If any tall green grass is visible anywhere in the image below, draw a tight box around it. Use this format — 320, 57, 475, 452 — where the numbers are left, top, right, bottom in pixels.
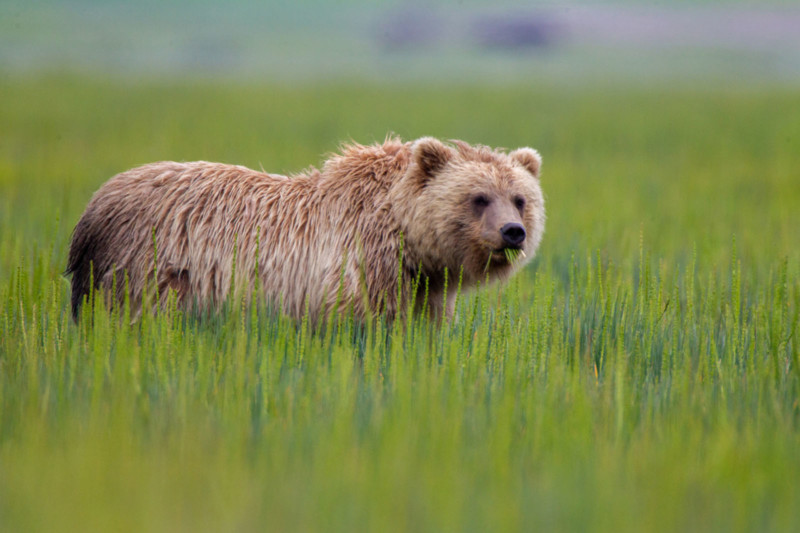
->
1, 76, 799, 532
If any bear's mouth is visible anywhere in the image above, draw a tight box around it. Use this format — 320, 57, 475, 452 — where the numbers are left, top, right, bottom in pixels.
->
490, 246, 525, 263
491, 249, 508, 261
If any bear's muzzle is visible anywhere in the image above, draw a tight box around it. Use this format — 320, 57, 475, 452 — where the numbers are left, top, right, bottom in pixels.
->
500, 222, 526, 248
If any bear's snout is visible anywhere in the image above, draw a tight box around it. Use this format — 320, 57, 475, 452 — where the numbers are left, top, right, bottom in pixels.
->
500, 223, 526, 248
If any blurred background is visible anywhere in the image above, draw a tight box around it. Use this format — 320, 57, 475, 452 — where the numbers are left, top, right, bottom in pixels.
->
2, 0, 799, 269
2, 0, 800, 84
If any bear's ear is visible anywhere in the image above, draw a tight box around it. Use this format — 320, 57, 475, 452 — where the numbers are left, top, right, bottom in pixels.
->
411, 137, 455, 184
510, 147, 542, 178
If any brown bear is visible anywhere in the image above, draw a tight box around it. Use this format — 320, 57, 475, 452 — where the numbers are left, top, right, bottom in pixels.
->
66, 137, 544, 322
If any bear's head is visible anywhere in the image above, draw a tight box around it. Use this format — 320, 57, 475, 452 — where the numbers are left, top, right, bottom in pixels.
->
392, 137, 545, 284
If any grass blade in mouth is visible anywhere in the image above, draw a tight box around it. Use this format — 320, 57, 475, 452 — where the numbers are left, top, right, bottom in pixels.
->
504, 248, 526, 263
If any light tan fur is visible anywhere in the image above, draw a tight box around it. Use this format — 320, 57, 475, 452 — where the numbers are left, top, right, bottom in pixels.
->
66, 137, 545, 322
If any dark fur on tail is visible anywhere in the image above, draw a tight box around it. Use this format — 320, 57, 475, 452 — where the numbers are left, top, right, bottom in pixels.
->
65, 208, 114, 321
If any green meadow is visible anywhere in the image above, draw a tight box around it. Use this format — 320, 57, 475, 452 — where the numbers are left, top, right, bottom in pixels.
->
1, 76, 799, 532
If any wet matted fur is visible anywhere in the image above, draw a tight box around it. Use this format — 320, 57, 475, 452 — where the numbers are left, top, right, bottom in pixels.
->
66, 137, 545, 322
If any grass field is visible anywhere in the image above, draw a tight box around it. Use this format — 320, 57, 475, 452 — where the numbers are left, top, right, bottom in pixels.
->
1, 75, 799, 532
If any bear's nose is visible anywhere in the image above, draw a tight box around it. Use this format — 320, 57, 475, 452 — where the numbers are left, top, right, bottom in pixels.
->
500, 223, 526, 247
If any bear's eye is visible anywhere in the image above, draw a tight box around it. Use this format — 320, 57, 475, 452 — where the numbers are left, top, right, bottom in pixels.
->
472, 195, 490, 209
513, 196, 526, 211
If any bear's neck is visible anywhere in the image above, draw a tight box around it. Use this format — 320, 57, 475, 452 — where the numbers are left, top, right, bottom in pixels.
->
400, 251, 453, 312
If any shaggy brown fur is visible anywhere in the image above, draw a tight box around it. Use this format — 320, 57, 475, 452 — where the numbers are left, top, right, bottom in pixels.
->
66, 137, 545, 322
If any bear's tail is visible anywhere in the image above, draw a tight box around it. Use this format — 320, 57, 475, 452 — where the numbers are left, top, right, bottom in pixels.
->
65, 210, 112, 321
